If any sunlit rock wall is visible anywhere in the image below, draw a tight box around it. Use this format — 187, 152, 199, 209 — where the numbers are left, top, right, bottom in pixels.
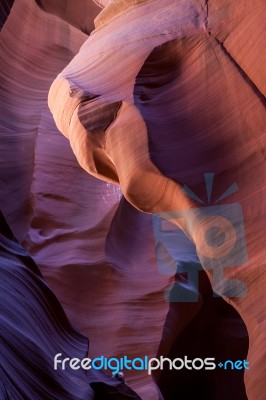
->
0, 1, 265, 399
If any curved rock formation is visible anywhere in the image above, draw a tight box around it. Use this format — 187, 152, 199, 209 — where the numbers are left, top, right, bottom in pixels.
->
0, 210, 141, 399
46, 1, 266, 397
0, 0, 265, 399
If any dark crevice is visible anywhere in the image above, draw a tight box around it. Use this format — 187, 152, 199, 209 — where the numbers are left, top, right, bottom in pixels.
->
157, 266, 249, 400
0, 0, 15, 30
204, 0, 209, 31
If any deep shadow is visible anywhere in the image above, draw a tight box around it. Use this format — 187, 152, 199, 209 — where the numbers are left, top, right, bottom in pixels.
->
0, 0, 15, 30
157, 268, 249, 400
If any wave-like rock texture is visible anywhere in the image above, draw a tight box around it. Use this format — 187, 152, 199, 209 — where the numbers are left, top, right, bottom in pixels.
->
0, 0, 265, 399
0, 1, 165, 398
0, 210, 142, 399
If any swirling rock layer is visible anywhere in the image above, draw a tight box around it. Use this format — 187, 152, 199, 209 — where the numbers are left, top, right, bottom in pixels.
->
0, 0, 265, 399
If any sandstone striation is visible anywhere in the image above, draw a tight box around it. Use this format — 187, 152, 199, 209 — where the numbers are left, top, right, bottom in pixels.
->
0, 1, 265, 399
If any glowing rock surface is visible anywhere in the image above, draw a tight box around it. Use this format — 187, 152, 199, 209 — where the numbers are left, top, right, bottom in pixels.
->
0, 0, 265, 399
